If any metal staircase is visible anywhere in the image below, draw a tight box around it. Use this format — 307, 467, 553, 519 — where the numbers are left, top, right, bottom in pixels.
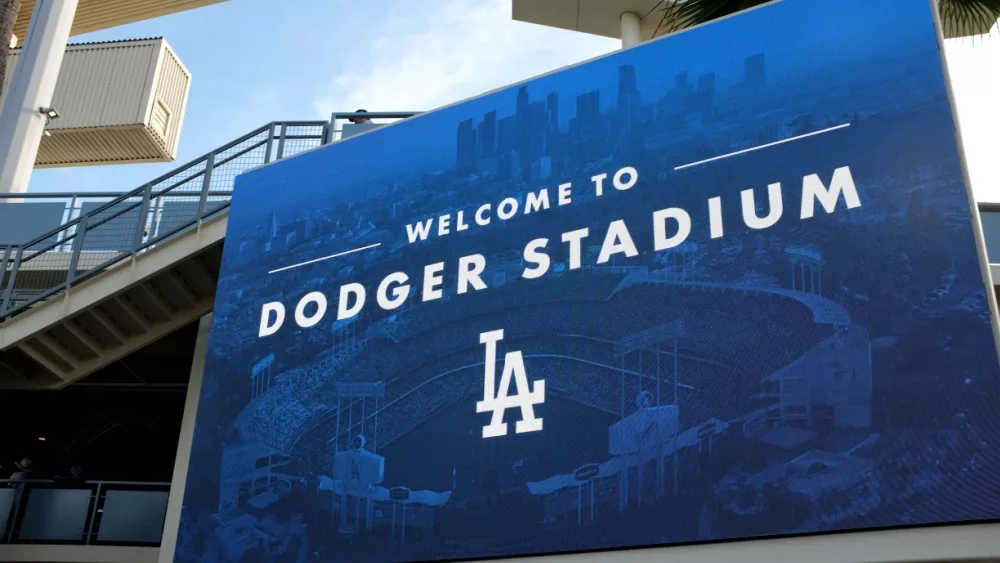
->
0, 121, 329, 389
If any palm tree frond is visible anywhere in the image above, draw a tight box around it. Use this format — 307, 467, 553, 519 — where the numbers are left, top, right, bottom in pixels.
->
939, 0, 1000, 38
656, 0, 1000, 40
655, 0, 771, 37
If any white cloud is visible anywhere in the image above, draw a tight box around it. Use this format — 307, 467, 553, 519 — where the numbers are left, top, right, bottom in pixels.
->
312, 0, 618, 117
945, 24, 1000, 202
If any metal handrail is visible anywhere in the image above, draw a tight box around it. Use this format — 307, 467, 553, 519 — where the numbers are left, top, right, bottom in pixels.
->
1, 479, 170, 545
0, 120, 332, 319
0, 112, 423, 321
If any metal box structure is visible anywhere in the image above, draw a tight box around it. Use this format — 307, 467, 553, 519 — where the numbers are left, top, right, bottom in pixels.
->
1, 37, 191, 167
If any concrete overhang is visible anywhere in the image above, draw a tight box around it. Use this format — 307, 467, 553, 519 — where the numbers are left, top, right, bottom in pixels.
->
512, 0, 664, 42
14, 0, 228, 39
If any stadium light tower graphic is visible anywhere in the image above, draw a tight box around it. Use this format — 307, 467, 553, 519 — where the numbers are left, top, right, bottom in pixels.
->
786, 245, 824, 295
612, 320, 685, 511
330, 381, 386, 536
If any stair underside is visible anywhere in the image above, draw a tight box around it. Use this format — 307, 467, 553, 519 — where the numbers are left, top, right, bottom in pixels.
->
0, 216, 228, 389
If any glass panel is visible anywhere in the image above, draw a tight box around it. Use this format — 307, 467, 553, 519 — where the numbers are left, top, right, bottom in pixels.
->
340, 121, 382, 140
79, 201, 143, 253
154, 200, 200, 238
97, 490, 169, 543
19, 488, 91, 541
0, 202, 66, 246
0, 488, 16, 537
979, 210, 1000, 263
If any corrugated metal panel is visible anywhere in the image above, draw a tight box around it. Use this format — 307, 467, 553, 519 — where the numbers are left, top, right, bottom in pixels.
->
14, 0, 228, 39
149, 40, 191, 156
3, 39, 161, 129
2, 38, 190, 166
35, 126, 166, 168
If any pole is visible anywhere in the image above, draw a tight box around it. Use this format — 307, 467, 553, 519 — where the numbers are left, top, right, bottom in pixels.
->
335, 398, 341, 456
578, 485, 582, 526
638, 350, 643, 400
673, 337, 679, 496
620, 12, 641, 49
590, 480, 595, 521
656, 343, 661, 405
620, 354, 625, 418
656, 342, 663, 497
0, 0, 80, 193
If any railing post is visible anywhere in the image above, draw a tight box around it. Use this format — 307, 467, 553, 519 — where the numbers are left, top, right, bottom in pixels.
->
67, 195, 79, 224
329, 113, 340, 144
66, 214, 88, 288
197, 153, 215, 219
0, 247, 9, 316
263, 123, 276, 164
0, 246, 9, 283
5, 481, 31, 543
132, 183, 153, 254
2, 247, 23, 317
276, 123, 288, 160
85, 481, 102, 544
63, 195, 80, 253
322, 118, 334, 145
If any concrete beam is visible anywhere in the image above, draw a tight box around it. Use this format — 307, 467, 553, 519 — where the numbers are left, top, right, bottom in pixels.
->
0, 0, 79, 194
513, 0, 662, 42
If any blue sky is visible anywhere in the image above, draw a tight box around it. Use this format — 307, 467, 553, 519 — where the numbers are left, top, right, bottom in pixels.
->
25, 0, 1000, 201
27, 0, 618, 194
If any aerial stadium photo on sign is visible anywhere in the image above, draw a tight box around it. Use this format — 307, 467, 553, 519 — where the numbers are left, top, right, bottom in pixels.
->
175, 0, 1000, 561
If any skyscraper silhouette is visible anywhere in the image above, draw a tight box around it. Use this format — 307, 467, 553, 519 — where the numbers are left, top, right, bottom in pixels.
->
546, 92, 559, 134
576, 91, 600, 119
456, 119, 478, 175
618, 65, 639, 110
478, 111, 497, 159
745, 53, 766, 89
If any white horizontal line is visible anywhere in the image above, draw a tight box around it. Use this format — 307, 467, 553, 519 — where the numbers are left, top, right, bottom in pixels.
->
268, 243, 382, 274
673, 122, 852, 171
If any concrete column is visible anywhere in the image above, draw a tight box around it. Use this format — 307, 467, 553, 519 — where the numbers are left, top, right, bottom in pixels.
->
0, 0, 78, 194
621, 11, 641, 49
158, 314, 212, 563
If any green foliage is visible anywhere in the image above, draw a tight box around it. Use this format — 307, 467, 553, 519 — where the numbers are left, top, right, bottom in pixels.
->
657, 0, 1000, 38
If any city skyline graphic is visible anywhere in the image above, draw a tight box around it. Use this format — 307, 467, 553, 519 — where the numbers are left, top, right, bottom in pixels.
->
175, 0, 1000, 562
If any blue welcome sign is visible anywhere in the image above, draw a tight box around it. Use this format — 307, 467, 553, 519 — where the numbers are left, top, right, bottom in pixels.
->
176, 0, 1000, 561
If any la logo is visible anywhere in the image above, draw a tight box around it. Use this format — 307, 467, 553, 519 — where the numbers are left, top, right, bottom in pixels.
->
476, 329, 545, 439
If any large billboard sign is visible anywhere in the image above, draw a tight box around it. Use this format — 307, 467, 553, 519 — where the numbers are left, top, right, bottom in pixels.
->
176, 0, 1000, 560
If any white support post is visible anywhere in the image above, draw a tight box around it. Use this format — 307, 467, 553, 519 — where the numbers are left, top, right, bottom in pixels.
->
621, 11, 641, 49
158, 314, 212, 563
0, 0, 79, 194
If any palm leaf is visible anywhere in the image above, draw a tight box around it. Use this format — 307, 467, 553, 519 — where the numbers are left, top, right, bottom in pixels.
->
656, 0, 1000, 39
939, 0, 1000, 37
655, 0, 770, 36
